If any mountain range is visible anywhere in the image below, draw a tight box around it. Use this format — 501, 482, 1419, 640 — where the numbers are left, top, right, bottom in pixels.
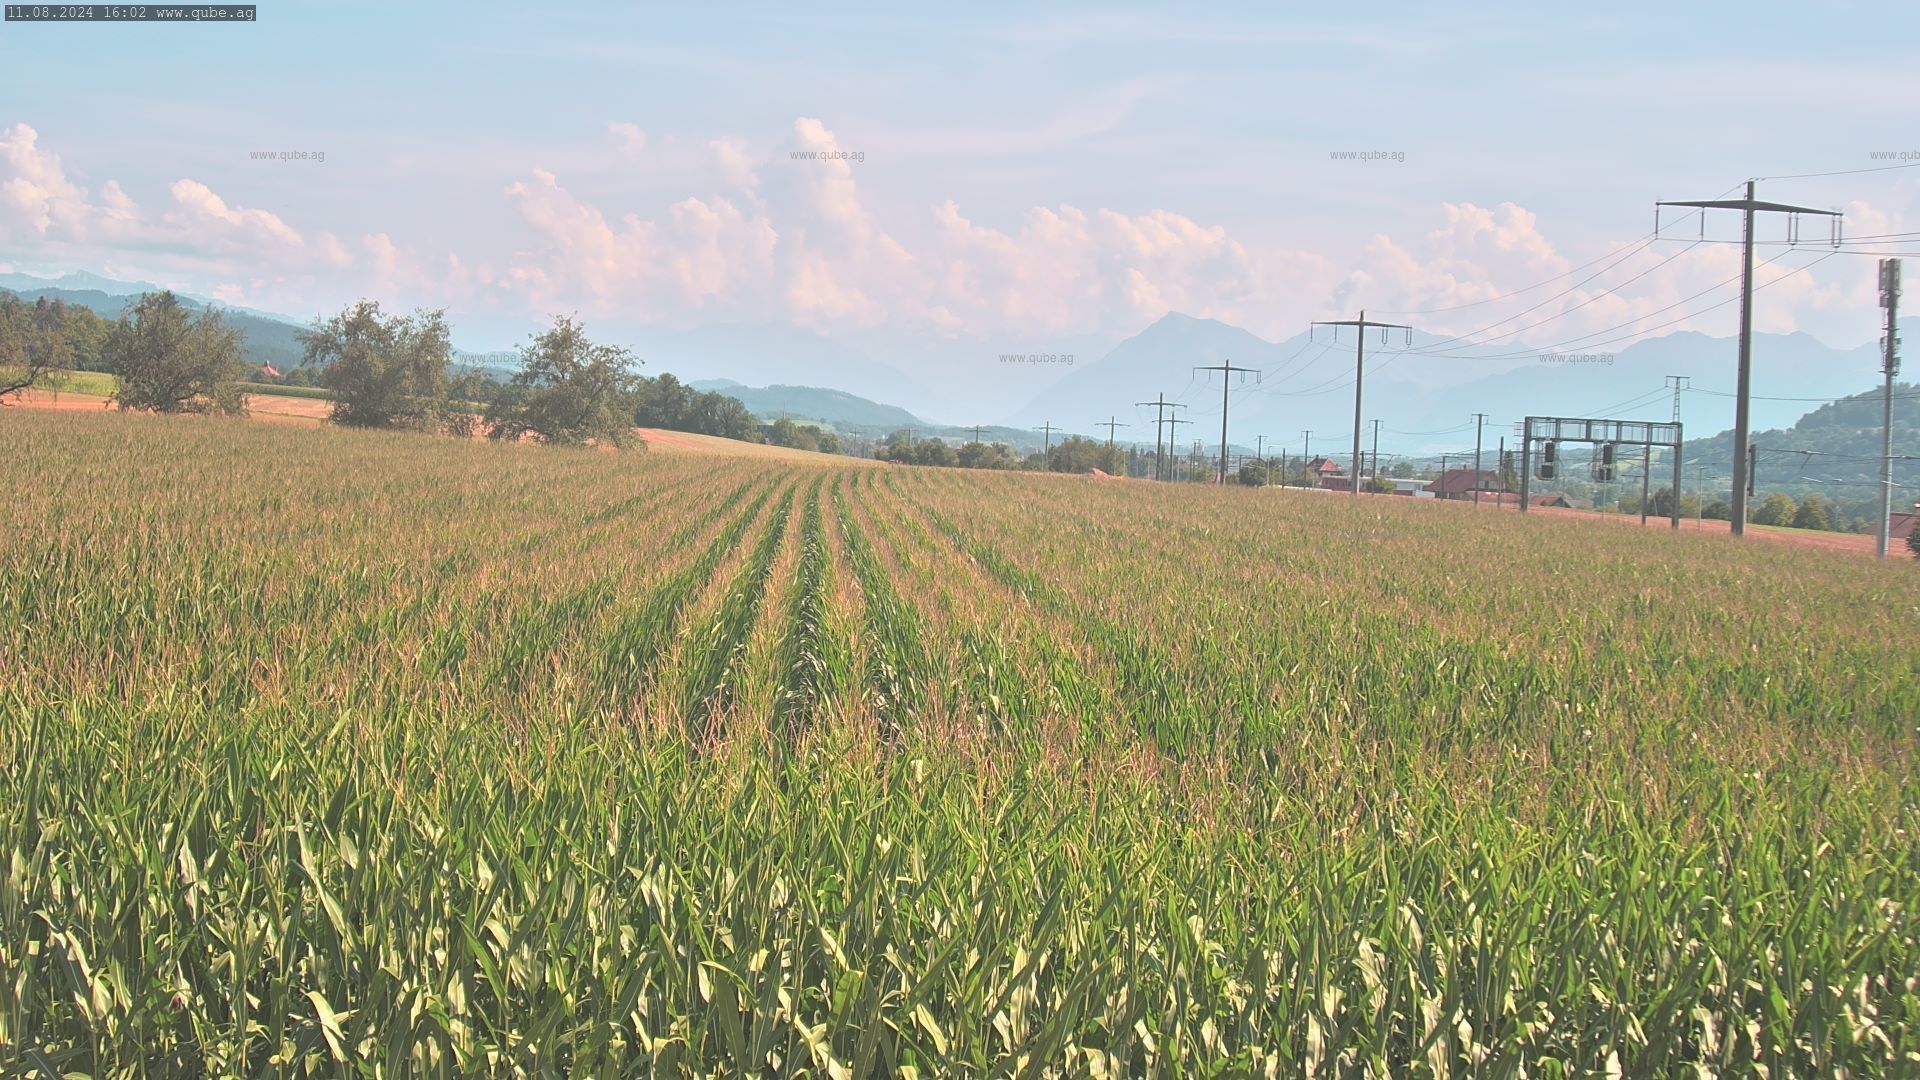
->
1, 284, 313, 370
6, 271, 1910, 463
1012, 312, 1914, 460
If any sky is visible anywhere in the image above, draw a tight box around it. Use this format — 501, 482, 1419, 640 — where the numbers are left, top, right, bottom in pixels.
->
3, 1, 1918, 420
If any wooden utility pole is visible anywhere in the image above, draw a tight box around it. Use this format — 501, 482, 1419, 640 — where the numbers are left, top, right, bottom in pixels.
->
1096, 415, 1127, 450
1036, 421, 1060, 457
1194, 360, 1260, 484
1657, 183, 1840, 535
1471, 412, 1488, 506
1878, 259, 1902, 558
1312, 311, 1414, 494
1369, 419, 1382, 480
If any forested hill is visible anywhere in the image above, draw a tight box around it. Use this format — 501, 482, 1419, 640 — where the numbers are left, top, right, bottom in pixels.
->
0, 285, 309, 370
1681, 382, 1920, 497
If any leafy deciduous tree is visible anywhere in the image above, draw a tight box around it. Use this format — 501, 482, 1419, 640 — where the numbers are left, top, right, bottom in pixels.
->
486, 315, 643, 447
1790, 493, 1832, 532
304, 301, 453, 429
105, 292, 248, 415
1752, 493, 1797, 527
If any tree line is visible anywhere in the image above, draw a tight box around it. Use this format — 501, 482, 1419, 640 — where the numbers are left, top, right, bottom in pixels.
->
0, 294, 111, 397
874, 431, 1125, 474
1, 293, 852, 454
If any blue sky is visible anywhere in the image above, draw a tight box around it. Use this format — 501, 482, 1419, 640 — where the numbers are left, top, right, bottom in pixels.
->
3, 1, 1917, 414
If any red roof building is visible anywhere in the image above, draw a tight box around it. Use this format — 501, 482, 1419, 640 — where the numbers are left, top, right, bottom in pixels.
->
1890, 508, 1918, 541
1425, 468, 1514, 501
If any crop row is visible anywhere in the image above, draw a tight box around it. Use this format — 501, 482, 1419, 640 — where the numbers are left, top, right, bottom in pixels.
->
1, 410, 1917, 1075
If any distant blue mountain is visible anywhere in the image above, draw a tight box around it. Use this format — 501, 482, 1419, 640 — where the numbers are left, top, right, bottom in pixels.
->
0, 270, 165, 296
1015, 310, 1919, 457
703, 383, 926, 430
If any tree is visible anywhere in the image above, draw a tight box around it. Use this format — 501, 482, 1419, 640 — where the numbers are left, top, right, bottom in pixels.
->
682, 387, 748, 440
875, 430, 963, 467
448, 367, 500, 409
486, 315, 642, 447
632, 374, 760, 441
1366, 474, 1397, 494
1790, 493, 1833, 532
1237, 461, 1268, 486
1389, 461, 1413, 479
956, 441, 1017, 470
67, 317, 109, 371
305, 301, 453, 429
0, 296, 57, 401
633, 372, 693, 430
1908, 521, 1920, 558
1644, 487, 1700, 519
105, 292, 248, 415
1046, 435, 1123, 474
766, 417, 820, 452
763, 419, 844, 454
1752, 493, 1797, 527
1702, 500, 1732, 521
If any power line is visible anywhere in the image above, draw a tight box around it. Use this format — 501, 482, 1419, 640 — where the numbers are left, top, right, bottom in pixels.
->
1408, 247, 1833, 364
1406, 236, 1703, 354
1756, 446, 1920, 463
1369, 233, 1664, 316
1656, 181, 1842, 537
1685, 385, 1920, 402
1592, 386, 1676, 417
1406, 245, 1808, 361
1248, 338, 1341, 393
1754, 162, 1920, 181
1385, 421, 1475, 437
1365, 191, 1736, 318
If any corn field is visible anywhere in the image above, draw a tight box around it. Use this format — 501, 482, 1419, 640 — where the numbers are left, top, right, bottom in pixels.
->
2, 409, 1917, 1076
